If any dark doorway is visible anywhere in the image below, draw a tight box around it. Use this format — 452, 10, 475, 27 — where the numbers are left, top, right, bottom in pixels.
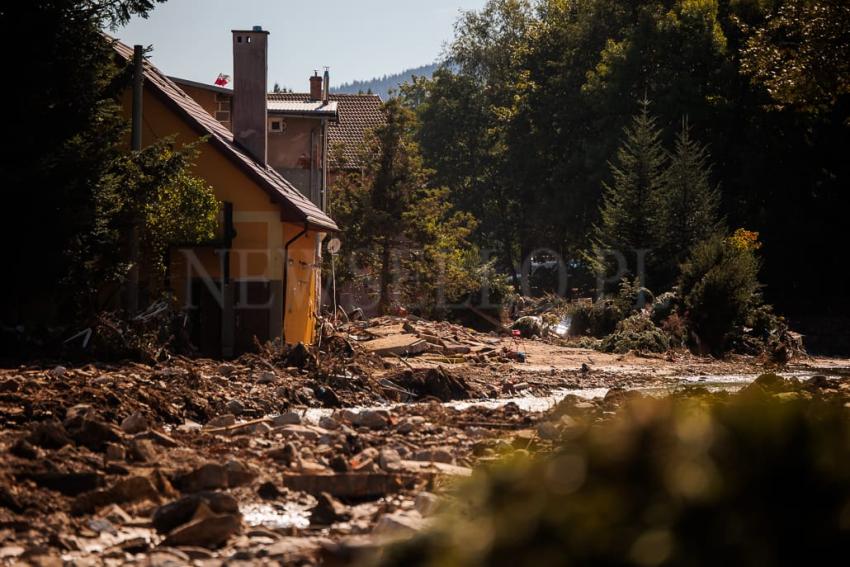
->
189, 279, 223, 357
234, 281, 271, 355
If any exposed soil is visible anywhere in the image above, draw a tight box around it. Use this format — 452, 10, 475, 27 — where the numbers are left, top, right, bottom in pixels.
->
1, 317, 847, 565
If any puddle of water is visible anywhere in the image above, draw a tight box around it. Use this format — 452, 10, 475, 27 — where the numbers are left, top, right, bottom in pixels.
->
242, 502, 311, 530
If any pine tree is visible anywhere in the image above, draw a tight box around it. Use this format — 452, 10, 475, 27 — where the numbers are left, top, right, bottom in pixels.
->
656, 118, 724, 285
585, 100, 667, 288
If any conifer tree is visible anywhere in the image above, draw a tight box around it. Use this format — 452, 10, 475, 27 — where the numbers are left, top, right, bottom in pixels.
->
656, 118, 724, 285
585, 100, 667, 288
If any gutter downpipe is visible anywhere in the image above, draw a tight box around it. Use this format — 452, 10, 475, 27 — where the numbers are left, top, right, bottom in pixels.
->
282, 223, 309, 343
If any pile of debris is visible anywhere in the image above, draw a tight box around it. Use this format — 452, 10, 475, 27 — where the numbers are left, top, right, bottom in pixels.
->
0, 360, 541, 564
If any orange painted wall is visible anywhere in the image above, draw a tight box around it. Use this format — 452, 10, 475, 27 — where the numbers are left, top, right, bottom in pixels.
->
122, 84, 320, 344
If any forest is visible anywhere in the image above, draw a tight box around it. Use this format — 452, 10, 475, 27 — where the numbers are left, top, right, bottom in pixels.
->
333, 0, 850, 355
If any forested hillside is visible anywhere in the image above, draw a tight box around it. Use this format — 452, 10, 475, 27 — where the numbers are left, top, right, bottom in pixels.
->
333, 63, 438, 99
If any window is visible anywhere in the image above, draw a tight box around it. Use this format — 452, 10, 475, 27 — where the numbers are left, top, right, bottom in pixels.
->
269, 118, 286, 133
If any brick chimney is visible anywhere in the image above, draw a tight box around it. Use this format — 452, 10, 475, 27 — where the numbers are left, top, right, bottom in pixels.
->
309, 71, 323, 101
232, 26, 269, 163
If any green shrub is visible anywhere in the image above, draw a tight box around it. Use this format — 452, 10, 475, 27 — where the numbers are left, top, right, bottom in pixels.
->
679, 235, 761, 354
615, 277, 654, 314
599, 313, 670, 353
569, 299, 625, 338
378, 392, 850, 567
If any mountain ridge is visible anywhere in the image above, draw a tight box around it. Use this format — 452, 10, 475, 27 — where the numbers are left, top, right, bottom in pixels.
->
332, 63, 438, 100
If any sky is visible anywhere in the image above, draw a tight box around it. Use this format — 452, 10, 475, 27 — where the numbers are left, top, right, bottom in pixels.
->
117, 0, 486, 91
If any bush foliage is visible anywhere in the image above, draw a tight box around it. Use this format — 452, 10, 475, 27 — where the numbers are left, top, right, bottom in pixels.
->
378, 388, 850, 567
679, 233, 762, 354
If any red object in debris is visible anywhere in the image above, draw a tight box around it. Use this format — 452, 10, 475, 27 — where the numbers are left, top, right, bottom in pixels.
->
214, 73, 230, 87
512, 330, 522, 337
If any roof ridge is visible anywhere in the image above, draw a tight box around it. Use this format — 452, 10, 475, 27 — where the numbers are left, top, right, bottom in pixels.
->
111, 37, 337, 232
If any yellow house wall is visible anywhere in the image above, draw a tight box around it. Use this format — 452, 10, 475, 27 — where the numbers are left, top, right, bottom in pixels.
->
122, 84, 320, 345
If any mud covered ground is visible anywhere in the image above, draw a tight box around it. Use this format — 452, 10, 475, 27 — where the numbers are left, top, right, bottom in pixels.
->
1, 317, 847, 565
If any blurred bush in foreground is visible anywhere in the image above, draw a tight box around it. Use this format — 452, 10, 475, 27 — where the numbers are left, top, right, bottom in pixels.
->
377, 383, 850, 566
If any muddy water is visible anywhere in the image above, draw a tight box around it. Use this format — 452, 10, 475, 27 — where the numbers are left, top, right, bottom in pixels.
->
299, 371, 828, 423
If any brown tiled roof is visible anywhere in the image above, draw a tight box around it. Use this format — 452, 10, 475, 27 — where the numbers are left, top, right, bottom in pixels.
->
112, 40, 338, 232
267, 93, 385, 169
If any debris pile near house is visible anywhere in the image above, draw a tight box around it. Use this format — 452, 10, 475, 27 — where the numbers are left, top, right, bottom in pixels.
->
0, 359, 542, 565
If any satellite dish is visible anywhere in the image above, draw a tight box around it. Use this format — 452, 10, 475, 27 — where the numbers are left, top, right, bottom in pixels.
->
326, 237, 341, 255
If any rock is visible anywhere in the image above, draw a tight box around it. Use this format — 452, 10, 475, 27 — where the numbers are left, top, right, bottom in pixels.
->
373, 511, 426, 537
257, 482, 283, 500
162, 511, 242, 549
10, 438, 40, 459
310, 492, 352, 525
178, 546, 215, 560
805, 375, 837, 391
27, 471, 104, 496
100, 504, 132, 525
63, 417, 121, 452
217, 363, 237, 377
0, 486, 24, 514
413, 447, 454, 464
329, 454, 351, 473
267, 443, 299, 465
397, 416, 424, 434
224, 459, 257, 487
27, 421, 72, 449
752, 372, 786, 392
378, 449, 403, 472
71, 476, 161, 515
174, 463, 228, 493
257, 371, 278, 384
537, 421, 560, 440
48, 366, 67, 378
146, 549, 191, 566
512, 316, 543, 338
152, 492, 239, 534
64, 403, 94, 421
272, 411, 302, 426
129, 438, 157, 462
354, 410, 390, 430
275, 424, 325, 441
414, 492, 440, 517
87, 518, 116, 536
206, 414, 237, 428
225, 399, 245, 415
104, 443, 126, 461
176, 420, 203, 433
139, 429, 180, 448
120, 412, 148, 434
319, 416, 340, 430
